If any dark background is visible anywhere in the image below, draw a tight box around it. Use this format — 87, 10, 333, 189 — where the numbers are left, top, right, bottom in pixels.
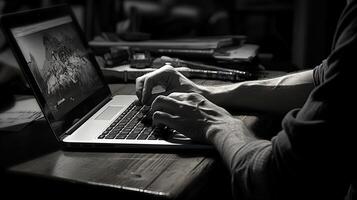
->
0, 0, 346, 71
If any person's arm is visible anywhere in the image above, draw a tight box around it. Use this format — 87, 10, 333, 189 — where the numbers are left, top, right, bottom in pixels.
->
212, 0, 357, 198
149, 91, 275, 199
140, 1, 357, 199
206, 114, 273, 199
202, 70, 315, 115
136, 65, 315, 115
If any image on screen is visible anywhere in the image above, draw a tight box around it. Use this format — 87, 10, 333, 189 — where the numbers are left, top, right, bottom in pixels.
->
12, 16, 103, 119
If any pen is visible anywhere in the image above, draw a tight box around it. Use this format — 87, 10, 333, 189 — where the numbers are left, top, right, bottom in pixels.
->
154, 56, 252, 79
176, 67, 251, 82
103, 65, 252, 83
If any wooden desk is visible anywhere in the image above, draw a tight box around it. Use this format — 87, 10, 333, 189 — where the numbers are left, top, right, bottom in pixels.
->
0, 81, 236, 199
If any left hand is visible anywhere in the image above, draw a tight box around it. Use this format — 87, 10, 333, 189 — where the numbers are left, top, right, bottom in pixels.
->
136, 65, 207, 105
150, 92, 241, 143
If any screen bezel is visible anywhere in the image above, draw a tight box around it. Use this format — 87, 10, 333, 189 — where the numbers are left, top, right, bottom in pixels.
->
0, 5, 112, 139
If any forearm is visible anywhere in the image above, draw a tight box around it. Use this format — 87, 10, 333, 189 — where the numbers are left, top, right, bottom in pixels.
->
201, 70, 314, 115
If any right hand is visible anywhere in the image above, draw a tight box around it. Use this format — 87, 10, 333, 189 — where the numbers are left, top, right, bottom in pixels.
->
150, 92, 247, 144
136, 65, 206, 105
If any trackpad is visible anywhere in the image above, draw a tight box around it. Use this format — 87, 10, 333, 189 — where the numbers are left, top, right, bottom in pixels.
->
95, 106, 123, 120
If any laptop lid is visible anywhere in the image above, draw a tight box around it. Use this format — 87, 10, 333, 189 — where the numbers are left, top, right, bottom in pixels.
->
0, 5, 113, 140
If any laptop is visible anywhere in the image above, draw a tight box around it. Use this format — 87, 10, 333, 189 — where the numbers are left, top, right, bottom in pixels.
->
0, 5, 210, 150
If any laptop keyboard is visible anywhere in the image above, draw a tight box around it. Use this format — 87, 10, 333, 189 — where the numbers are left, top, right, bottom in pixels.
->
98, 101, 171, 140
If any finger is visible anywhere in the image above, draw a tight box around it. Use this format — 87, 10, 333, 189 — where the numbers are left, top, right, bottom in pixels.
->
152, 111, 179, 130
169, 92, 203, 102
152, 111, 207, 143
168, 92, 200, 103
167, 93, 205, 112
138, 65, 176, 105
145, 90, 170, 106
141, 86, 179, 105
135, 76, 145, 103
141, 68, 169, 105
137, 73, 160, 104
167, 92, 187, 101
142, 76, 156, 105
151, 95, 183, 114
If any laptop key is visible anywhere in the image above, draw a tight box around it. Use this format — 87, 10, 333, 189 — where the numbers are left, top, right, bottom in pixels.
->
126, 127, 143, 139
126, 133, 139, 140
105, 134, 117, 139
113, 126, 122, 131
98, 134, 106, 139
105, 126, 113, 131
115, 134, 127, 139
137, 133, 150, 140
147, 134, 158, 140
141, 105, 150, 113
101, 102, 152, 140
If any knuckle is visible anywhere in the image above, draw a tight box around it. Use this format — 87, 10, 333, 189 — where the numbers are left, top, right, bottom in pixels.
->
152, 95, 166, 105
186, 92, 200, 101
135, 76, 143, 83
191, 92, 202, 98
168, 92, 182, 98
152, 111, 160, 119
156, 94, 166, 101
144, 76, 153, 85
162, 64, 175, 70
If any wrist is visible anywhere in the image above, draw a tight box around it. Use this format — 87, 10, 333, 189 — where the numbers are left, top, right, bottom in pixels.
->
205, 118, 256, 145
205, 125, 222, 144
204, 118, 236, 144
199, 85, 228, 107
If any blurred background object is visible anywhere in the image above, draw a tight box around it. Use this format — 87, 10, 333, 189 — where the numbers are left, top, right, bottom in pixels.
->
0, 0, 346, 73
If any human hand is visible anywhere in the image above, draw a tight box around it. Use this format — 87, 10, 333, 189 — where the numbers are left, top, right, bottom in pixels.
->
150, 92, 243, 143
136, 65, 206, 105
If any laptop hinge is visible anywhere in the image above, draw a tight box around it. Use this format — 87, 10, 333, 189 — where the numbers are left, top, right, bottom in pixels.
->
61, 96, 112, 138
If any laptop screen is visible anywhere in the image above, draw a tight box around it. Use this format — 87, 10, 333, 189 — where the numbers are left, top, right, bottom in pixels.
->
2, 7, 112, 139
11, 16, 104, 120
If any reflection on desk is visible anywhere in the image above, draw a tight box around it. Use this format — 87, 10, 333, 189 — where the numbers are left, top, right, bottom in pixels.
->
8, 151, 221, 199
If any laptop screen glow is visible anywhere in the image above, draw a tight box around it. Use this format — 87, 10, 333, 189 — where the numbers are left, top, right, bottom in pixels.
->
11, 16, 104, 120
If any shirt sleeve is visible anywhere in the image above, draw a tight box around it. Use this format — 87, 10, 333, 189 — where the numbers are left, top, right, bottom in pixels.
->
312, 59, 327, 87
217, 1, 357, 200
